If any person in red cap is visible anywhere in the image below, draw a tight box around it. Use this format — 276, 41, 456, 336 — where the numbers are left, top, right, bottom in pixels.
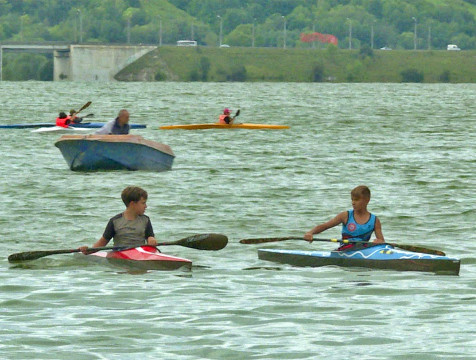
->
217, 108, 235, 124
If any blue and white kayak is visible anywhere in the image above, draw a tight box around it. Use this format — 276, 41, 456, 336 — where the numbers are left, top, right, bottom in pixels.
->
0, 122, 146, 129
258, 244, 460, 275
32, 126, 91, 133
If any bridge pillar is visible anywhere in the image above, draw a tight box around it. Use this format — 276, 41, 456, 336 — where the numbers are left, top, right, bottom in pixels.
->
69, 45, 156, 81
54, 50, 71, 81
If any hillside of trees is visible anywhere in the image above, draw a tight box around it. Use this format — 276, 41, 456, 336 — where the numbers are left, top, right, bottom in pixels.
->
1, 0, 475, 49
1, 0, 475, 80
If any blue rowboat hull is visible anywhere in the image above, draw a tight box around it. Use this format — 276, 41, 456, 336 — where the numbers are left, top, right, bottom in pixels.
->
0, 122, 146, 129
258, 244, 460, 275
55, 135, 174, 172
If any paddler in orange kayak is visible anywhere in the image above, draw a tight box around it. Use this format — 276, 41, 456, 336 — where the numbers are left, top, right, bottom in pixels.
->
217, 108, 240, 124
79, 186, 158, 253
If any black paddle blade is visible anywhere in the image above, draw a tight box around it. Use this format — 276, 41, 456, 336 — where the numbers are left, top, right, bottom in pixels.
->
173, 233, 228, 250
235, 109, 240, 117
8, 249, 78, 262
239, 237, 299, 244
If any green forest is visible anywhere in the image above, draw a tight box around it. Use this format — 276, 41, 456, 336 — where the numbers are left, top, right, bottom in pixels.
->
1, 0, 476, 80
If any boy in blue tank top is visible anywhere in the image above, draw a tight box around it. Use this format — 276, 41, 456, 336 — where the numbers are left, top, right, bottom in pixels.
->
304, 185, 384, 250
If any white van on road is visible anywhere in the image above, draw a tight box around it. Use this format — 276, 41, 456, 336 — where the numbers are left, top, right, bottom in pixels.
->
447, 44, 461, 51
177, 40, 197, 47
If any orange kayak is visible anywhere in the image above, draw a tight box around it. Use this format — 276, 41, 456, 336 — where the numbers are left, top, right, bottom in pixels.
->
159, 123, 289, 130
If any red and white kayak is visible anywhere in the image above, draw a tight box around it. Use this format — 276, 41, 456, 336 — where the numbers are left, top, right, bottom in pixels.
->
76, 245, 192, 271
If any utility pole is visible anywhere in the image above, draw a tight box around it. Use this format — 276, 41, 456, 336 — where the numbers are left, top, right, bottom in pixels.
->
78, 9, 83, 43
312, 21, 316, 49
347, 18, 352, 49
371, 21, 375, 49
158, 16, 162, 46
20, 15, 24, 41
282, 16, 286, 49
252, 18, 256, 47
127, 17, 131, 44
412, 17, 417, 50
428, 25, 431, 50
217, 15, 222, 46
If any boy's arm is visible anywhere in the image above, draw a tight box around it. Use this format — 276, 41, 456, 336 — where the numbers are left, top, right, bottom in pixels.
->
93, 236, 109, 247
304, 211, 347, 242
79, 236, 109, 254
372, 217, 385, 243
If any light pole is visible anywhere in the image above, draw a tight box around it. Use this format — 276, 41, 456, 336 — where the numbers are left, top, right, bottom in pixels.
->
252, 18, 255, 47
217, 15, 222, 46
428, 24, 431, 50
191, 22, 194, 40
282, 16, 286, 49
371, 21, 375, 49
77, 9, 83, 43
127, 17, 131, 44
158, 15, 162, 46
412, 17, 417, 50
347, 18, 352, 50
312, 21, 316, 49
74, 15, 77, 42
20, 15, 24, 41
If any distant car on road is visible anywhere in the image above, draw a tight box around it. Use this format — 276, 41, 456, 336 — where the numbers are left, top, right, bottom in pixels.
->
447, 44, 461, 51
220, 44, 230, 48
380, 46, 392, 50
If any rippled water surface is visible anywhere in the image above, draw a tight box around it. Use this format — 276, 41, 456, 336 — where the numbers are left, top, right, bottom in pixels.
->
1, 82, 475, 359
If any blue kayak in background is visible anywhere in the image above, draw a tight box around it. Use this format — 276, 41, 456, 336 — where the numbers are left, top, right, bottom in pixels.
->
258, 244, 460, 275
0, 122, 146, 129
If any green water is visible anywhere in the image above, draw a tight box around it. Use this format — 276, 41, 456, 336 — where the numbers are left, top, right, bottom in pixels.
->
0, 82, 475, 360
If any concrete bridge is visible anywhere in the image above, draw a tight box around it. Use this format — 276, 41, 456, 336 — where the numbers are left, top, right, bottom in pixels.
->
0, 43, 157, 81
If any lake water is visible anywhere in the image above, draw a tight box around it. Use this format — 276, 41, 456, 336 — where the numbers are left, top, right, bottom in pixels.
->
0, 82, 475, 360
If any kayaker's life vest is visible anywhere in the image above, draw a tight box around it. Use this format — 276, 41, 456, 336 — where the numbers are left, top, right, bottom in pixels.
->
218, 114, 231, 124
56, 116, 71, 128
341, 209, 376, 242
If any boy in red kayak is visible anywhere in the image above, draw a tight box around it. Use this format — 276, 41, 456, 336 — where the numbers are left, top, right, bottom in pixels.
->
80, 186, 157, 253
304, 185, 384, 249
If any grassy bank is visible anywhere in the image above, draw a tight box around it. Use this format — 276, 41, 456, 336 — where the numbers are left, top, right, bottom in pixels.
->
115, 46, 476, 83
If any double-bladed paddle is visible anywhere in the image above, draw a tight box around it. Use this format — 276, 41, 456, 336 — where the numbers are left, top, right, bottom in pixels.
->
8, 233, 228, 263
238, 236, 445, 256
75, 101, 91, 115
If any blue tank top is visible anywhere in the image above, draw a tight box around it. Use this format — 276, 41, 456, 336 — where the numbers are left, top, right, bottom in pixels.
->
342, 210, 376, 242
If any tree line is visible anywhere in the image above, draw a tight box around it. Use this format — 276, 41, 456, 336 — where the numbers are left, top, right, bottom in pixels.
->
1, 0, 475, 49
1, 0, 475, 80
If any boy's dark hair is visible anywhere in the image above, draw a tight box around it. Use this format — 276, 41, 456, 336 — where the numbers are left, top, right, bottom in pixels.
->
121, 186, 148, 206
58, 112, 67, 119
351, 185, 371, 199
